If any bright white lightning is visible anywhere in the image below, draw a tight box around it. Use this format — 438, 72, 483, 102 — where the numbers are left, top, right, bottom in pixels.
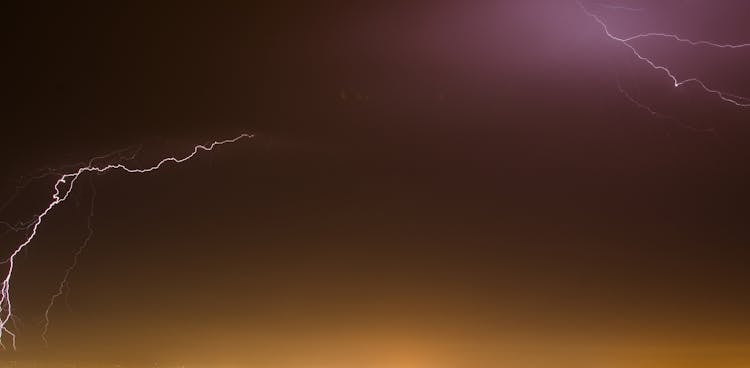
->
0, 133, 253, 349
578, 1, 750, 107
0, 147, 141, 236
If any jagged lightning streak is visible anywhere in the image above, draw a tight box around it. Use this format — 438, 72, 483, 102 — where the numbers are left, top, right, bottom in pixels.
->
0, 133, 253, 349
578, 1, 750, 107
40, 179, 96, 347
0, 146, 141, 237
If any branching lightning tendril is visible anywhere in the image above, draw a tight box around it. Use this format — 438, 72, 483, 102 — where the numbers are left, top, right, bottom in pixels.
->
578, 1, 750, 108
0, 133, 253, 349
40, 178, 96, 347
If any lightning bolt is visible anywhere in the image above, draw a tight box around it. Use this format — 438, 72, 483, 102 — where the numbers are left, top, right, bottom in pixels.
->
0, 146, 141, 236
578, 0, 750, 108
0, 133, 254, 349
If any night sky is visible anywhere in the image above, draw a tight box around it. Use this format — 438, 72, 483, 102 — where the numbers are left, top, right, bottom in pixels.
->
3, 0, 750, 366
